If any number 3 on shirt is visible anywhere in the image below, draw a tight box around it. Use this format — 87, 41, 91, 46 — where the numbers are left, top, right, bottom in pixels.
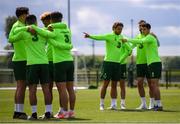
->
64, 34, 70, 43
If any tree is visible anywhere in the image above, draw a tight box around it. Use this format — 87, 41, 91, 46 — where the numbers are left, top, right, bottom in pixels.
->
162, 56, 180, 70
4, 16, 17, 39
3, 16, 17, 68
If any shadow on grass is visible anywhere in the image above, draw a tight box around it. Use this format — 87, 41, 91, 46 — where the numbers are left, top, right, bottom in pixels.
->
0, 118, 92, 123
106, 108, 180, 112
161, 109, 180, 112
105, 108, 147, 112
118, 109, 147, 112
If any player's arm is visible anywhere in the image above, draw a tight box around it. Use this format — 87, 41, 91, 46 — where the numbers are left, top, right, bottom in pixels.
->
127, 38, 141, 44
124, 35, 152, 44
49, 22, 67, 29
131, 43, 137, 49
131, 35, 141, 49
8, 26, 23, 43
8, 31, 24, 43
83, 32, 110, 41
48, 39, 73, 50
8, 26, 15, 43
13, 26, 28, 34
119, 50, 130, 63
130, 36, 137, 49
8, 26, 26, 43
31, 25, 56, 38
119, 42, 133, 63
121, 35, 135, 50
124, 42, 133, 51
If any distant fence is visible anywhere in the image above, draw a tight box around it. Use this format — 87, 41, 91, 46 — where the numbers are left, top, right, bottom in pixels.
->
76, 69, 180, 88
0, 69, 14, 83
0, 69, 180, 88
76, 70, 100, 87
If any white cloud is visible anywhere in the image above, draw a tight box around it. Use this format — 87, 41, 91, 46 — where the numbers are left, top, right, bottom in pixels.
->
122, 25, 139, 38
127, 0, 144, 5
132, 0, 180, 11
51, 0, 67, 9
71, 7, 112, 55
76, 7, 112, 33
154, 26, 180, 38
126, 0, 180, 11
71, 6, 113, 46
29, 0, 67, 9
148, 3, 180, 10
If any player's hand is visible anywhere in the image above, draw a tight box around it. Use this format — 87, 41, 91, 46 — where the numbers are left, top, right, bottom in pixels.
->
48, 26, 53, 32
121, 38, 127, 43
83, 32, 90, 38
27, 26, 36, 35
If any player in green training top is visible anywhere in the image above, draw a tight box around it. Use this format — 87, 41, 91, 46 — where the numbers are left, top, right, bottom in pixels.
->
30, 12, 76, 119
50, 12, 75, 119
118, 35, 132, 110
8, 7, 29, 120
9, 14, 53, 119
40, 12, 68, 118
39, 12, 54, 118
122, 23, 163, 111
84, 22, 131, 110
134, 20, 154, 110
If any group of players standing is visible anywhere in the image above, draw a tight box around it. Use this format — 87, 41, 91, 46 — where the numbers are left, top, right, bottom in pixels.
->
9, 7, 76, 120
9, 6, 163, 121
84, 20, 163, 111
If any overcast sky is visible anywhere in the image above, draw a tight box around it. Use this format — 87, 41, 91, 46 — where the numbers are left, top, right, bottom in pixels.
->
0, 0, 180, 56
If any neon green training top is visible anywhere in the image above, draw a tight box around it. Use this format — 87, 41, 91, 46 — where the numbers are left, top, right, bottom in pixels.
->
46, 22, 67, 61
31, 22, 73, 63
46, 41, 53, 61
89, 33, 124, 63
43, 27, 53, 62
119, 41, 132, 64
116, 34, 133, 64
135, 34, 147, 64
8, 20, 26, 61
9, 25, 49, 65
128, 34, 161, 65
40, 27, 53, 62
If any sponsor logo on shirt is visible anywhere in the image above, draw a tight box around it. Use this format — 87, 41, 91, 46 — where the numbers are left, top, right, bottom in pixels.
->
139, 44, 144, 49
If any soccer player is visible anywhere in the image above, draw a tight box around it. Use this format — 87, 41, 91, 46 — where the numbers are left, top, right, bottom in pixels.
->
133, 20, 154, 110
118, 40, 131, 110
122, 23, 163, 111
8, 7, 29, 119
40, 12, 68, 118
39, 12, 54, 118
84, 22, 130, 110
30, 11, 76, 118
9, 14, 53, 119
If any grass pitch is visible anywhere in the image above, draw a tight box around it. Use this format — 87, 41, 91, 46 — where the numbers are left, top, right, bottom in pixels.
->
0, 87, 180, 123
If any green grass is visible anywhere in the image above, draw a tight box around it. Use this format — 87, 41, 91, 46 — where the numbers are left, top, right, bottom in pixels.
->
0, 87, 180, 123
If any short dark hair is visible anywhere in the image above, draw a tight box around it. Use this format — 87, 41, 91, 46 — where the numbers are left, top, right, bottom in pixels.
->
112, 22, 124, 30
138, 20, 146, 24
142, 23, 151, 29
15, 7, 29, 18
50, 11, 63, 22
25, 14, 37, 25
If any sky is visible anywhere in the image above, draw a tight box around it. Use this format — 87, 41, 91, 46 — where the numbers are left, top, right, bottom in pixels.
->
0, 0, 180, 56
